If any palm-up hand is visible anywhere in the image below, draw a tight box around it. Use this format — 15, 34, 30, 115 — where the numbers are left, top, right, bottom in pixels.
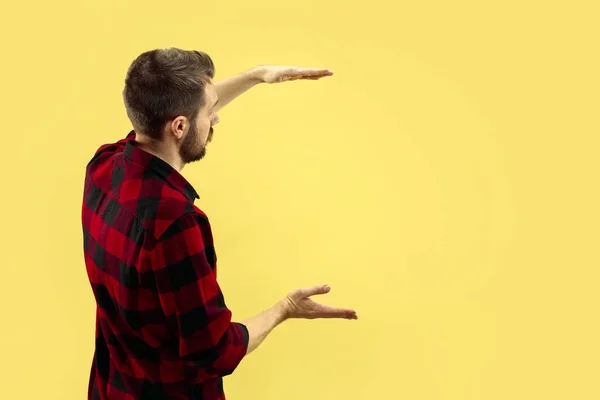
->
259, 66, 334, 84
282, 285, 358, 320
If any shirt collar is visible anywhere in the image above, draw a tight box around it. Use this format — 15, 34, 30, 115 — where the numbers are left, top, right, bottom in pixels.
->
123, 130, 200, 202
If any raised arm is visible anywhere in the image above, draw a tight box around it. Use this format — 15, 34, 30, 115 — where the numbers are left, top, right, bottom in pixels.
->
214, 66, 334, 113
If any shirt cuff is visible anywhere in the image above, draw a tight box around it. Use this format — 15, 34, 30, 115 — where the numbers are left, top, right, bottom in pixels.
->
213, 322, 249, 377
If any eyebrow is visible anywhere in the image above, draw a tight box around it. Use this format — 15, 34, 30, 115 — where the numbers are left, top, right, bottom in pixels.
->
212, 99, 219, 109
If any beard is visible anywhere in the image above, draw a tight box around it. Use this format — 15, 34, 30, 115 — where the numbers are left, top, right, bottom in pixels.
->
179, 124, 212, 164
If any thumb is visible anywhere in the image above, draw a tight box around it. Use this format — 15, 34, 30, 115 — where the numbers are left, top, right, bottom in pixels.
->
293, 285, 331, 299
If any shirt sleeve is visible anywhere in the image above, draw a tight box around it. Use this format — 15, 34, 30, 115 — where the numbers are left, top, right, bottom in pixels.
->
151, 212, 248, 380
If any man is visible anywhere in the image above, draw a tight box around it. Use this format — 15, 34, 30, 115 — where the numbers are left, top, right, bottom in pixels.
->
82, 47, 357, 400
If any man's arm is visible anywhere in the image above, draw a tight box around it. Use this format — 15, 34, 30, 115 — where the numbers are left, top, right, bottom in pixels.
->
153, 213, 357, 379
242, 285, 358, 354
153, 213, 249, 378
213, 67, 264, 113
241, 301, 287, 354
213, 66, 334, 113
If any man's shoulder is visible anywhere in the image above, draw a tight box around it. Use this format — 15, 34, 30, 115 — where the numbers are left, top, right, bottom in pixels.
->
86, 131, 135, 170
82, 130, 210, 242
137, 194, 205, 240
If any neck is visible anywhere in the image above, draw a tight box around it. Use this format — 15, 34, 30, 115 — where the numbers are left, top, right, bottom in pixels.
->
135, 133, 184, 172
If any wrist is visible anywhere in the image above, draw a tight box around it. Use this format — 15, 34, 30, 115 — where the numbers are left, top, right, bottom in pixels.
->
247, 66, 266, 84
273, 298, 290, 323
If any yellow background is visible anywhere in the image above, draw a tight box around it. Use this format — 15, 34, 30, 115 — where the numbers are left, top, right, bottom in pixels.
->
1, 0, 599, 399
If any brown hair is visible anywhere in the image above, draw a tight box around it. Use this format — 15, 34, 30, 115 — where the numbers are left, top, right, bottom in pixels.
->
123, 48, 215, 139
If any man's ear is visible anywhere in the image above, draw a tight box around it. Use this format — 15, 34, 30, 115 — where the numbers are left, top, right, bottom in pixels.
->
168, 117, 187, 139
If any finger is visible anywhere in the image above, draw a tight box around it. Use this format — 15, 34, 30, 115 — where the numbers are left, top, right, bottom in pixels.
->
301, 72, 330, 79
294, 284, 331, 298
283, 69, 332, 82
287, 75, 330, 82
297, 68, 332, 77
314, 304, 358, 319
298, 75, 328, 80
305, 68, 332, 74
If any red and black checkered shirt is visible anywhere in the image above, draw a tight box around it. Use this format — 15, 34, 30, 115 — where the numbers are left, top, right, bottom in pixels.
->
82, 131, 248, 400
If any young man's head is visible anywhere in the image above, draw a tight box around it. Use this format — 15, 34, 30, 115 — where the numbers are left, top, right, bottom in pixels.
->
123, 48, 220, 165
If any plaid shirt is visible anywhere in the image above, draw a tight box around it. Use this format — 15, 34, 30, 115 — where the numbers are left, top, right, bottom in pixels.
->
82, 131, 248, 400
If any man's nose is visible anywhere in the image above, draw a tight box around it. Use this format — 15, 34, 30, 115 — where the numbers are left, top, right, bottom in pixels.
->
211, 114, 220, 126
